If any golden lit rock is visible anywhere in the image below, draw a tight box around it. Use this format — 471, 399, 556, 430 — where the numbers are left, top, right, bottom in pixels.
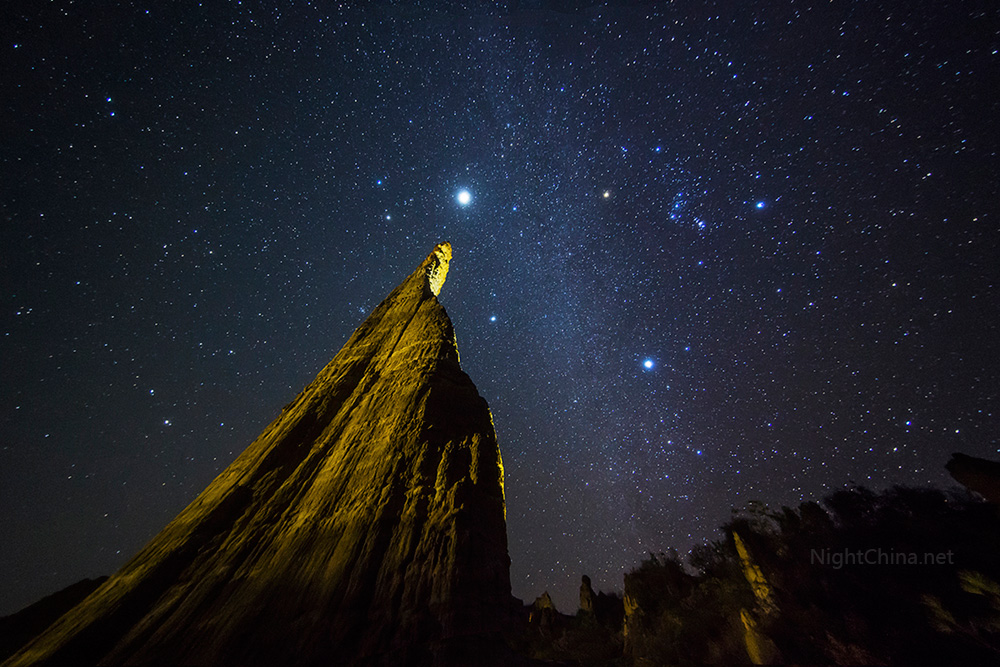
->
740, 608, 780, 665
5, 243, 511, 667
733, 531, 776, 614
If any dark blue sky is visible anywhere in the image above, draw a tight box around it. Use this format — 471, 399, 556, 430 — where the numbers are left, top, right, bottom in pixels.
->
2, 0, 998, 615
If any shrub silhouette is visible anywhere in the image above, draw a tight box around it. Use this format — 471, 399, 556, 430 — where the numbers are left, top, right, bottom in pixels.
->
624, 485, 1000, 665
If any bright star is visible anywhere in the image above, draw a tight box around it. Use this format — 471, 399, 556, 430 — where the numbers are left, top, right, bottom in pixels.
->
755, 201, 766, 209
602, 191, 611, 199
643, 358, 654, 370
457, 189, 472, 206
490, 315, 497, 322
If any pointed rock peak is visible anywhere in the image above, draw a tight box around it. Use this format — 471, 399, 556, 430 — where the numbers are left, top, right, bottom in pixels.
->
6, 243, 511, 667
425, 241, 452, 296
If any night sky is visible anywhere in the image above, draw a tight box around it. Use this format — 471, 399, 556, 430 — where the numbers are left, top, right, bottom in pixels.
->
2, 1, 998, 616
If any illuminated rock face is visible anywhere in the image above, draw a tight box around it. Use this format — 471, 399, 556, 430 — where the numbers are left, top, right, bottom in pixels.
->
7, 243, 512, 667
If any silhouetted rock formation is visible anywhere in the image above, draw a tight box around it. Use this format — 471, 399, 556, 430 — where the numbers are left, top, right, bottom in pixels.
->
5, 243, 512, 667
0, 578, 106, 663
591, 588, 625, 633
516, 584, 623, 664
528, 591, 557, 630
579, 575, 595, 616
622, 486, 1000, 666
623, 551, 698, 660
579, 575, 594, 615
947, 452, 1000, 503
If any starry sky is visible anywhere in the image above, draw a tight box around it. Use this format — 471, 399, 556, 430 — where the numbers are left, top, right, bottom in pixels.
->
2, 1, 998, 616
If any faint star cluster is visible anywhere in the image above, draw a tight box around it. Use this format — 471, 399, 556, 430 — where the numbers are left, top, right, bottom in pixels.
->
0, 1, 998, 615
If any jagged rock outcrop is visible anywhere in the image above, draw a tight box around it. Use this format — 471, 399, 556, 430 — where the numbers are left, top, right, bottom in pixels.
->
946, 452, 1000, 503
622, 554, 695, 658
579, 575, 595, 616
5, 242, 512, 667
526, 591, 559, 638
733, 532, 776, 616
529, 591, 556, 622
733, 532, 780, 665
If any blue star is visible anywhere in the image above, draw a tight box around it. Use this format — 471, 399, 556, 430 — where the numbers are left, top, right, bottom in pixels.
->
642, 358, 655, 370
755, 201, 766, 209
457, 189, 472, 206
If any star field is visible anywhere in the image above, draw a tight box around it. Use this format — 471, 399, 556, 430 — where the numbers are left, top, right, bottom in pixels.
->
1, 1, 998, 615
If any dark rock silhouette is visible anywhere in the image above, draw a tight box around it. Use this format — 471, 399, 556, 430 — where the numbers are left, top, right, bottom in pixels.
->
528, 591, 557, 627
946, 452, 1000, 503
518, 582, 623, 664
4, 243, 512, 667
621, 486, 1000, 666
0, 578, 106, 663
579, 575, 595, 616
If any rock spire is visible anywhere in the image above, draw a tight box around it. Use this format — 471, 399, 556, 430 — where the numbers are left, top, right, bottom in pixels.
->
5, 242, 512, 666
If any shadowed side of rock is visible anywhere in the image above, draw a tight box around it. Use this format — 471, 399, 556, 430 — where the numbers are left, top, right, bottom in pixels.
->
0, 578, 107, 663
5, 243, 513, 667
947, 452, 1000, 503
